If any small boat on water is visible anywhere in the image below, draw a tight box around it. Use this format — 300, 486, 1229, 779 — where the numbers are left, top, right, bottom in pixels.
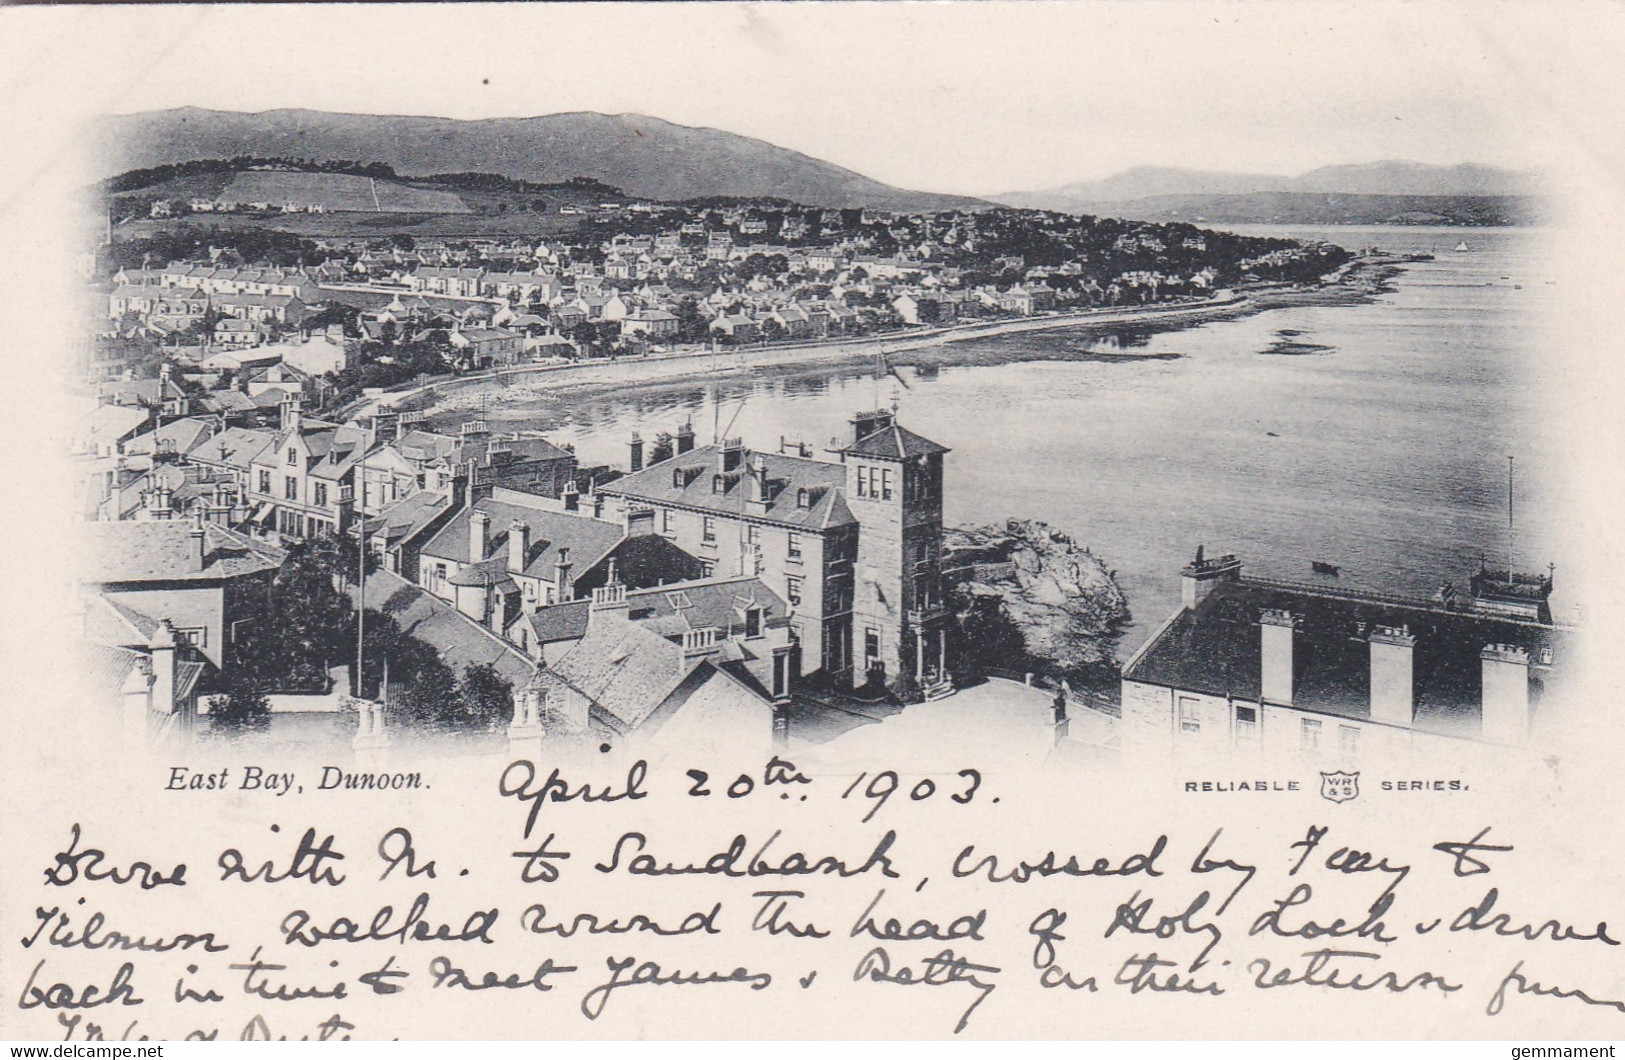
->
1311, 561, 1341, 576
1455, 241, 1470, 252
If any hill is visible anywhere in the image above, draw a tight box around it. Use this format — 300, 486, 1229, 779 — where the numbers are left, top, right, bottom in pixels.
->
91, 107, 984, 212
1065, 191, 1538, 228
996, 161, 1540, 223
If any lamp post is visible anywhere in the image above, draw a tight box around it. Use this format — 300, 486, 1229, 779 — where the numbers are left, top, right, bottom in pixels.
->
355, 443, 366, 699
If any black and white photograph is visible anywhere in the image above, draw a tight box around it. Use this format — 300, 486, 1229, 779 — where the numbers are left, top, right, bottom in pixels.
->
3, 0, 1623, 1044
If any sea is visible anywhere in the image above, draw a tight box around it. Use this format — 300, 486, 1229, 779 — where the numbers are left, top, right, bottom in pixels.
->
446, 224, 1567, 651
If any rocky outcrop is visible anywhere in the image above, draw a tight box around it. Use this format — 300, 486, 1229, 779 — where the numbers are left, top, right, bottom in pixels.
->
944, 519, 1129, 686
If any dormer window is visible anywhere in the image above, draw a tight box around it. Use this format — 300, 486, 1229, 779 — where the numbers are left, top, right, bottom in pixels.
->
712, 475, 725, 494
673, 469, 683, 488
744, 607, 762, 638
796, 488, 810, 509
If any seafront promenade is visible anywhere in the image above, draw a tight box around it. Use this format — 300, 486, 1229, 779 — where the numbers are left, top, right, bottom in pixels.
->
345, 253, 1405, 422
351, 290, 1262, 420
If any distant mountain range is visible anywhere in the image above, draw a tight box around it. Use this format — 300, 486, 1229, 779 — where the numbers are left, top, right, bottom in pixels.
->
996, 162, 1540, 224
90, 107, 983, 213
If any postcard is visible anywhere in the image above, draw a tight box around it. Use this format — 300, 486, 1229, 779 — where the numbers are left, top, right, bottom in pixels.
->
1, 0, 1622, 1042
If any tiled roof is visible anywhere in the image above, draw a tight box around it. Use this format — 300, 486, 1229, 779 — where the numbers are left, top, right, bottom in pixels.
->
843, 423, 950, 461
545, 617, 698, 731
122, 417, 217, 458
83, 593, 160, 646
1122, 578, 1566, 738
364, 490, 455, 546
515, 600, 592, 645
84, 522, 283, 584
421, 500, 623, 581
626, 576, 786, 637
602, 446, 854, 531
356, 570, 534, 690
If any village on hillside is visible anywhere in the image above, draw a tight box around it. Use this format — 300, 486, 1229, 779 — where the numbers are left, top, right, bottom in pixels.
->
73, 162, 1565, 767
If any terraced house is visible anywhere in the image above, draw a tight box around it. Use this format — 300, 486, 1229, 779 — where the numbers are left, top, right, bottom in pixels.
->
245, 401, 369, 540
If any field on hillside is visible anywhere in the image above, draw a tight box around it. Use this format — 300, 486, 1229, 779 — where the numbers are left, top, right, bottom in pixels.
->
114, 210, 586, 241
218, 171, 473, 214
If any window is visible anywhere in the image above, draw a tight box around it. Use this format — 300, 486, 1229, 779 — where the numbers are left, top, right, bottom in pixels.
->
257, 470, 271, 494
786, 575, 803, 607
1234, 703, 1258, 738
1300, 717, 1322, 750
175, 627, 206, 648
787, 532, 803, 559
314, 482, 328, 508
747, 524, 760, 547
881, 467, 894, 500
284, 475, 298, 501
712, 475, 725, 494
702, 516, 716, 544
856, 466, 871, 498
1339, 725, 1360, 757
744, 607, 762, 638
772, 652, 787, 698
1178, 696, 1201, 734
662, 509, 673, 534
700, 561, 716, 578
433, 562, 447, 589
865, 628, 881, 663
286, 446, 298, 466
796, 488, 810, 509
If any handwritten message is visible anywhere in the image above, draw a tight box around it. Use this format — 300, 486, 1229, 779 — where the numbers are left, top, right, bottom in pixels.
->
7, 755, 1623, 1040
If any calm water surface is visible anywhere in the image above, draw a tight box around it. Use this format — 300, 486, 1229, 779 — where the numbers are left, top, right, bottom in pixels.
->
453, 225, 1567, 650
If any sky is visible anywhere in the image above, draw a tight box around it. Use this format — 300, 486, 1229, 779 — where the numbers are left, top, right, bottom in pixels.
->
2, 2, 1619, 196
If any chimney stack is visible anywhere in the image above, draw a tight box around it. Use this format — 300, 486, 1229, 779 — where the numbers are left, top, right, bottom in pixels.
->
148, 621, 178, 716
1480, 643, 1532, 744
1181, 547, 1242, 610
555, 546, 574, 602
508, 519, 531, 574
626, 508, 657, 537
680, 627, 719, 671
748, 453, 771, 509
187, 525, 207, 572
1368, 624, 1416, 727
719, 437, 744, 473
279, 397, 300, 433
676, 419, 696, 455
1259, 609, 1295, 706
562, 480, 580, 512
590, 582, 629, 620
629, 431, 644, 473
469, 510, 490, 562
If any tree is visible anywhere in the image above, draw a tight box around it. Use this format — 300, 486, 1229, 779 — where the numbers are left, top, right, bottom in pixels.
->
207, 678, 271, 737
674, 296, 708, 343
457, 664, 514, 732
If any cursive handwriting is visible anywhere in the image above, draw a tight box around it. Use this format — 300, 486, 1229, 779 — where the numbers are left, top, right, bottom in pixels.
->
42, 826, 184, 890
579, 957, 771, 1021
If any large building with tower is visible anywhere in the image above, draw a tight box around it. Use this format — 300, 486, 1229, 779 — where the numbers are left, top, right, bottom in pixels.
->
597, 408, 952, 698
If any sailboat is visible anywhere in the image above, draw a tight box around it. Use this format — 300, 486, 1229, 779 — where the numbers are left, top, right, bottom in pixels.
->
1454, 241, 1470, 252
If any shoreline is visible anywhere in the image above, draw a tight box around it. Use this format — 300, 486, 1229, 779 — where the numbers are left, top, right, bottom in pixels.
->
356, 258, 1404, 422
